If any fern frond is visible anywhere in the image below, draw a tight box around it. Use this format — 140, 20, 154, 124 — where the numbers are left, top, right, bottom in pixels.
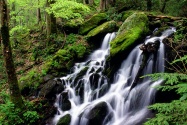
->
171, 55, 187, 65
143, 73, 187, 85
144, 100, 187, 125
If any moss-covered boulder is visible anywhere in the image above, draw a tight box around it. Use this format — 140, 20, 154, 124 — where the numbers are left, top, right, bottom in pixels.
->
57, 114, 71, 125
106, 12, 149, 79
86, 102, 108, 125
86, 20, 117, 39
79, 13, 107, 35
63, 19, 83, 34
110, 12, 149, 58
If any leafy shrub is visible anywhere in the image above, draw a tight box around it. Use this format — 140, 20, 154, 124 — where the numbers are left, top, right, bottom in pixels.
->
46, 0, 90, 20
66, 33, 78, 45
10, 26, 30, 43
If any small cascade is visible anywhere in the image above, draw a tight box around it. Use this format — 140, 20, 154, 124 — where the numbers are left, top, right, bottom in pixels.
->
52, 28, 176, 125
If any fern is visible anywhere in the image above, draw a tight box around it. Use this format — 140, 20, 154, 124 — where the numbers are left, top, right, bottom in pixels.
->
143, 56, 187, 124
144, 100, 187, 125
171, 55, 187, 65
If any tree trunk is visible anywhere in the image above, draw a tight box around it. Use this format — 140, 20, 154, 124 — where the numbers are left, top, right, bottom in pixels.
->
100, 0, 106, 11
46, 0, 57, 43
0, 0, 23, 108
100, 0, 115, 11
46, 0, 51, 41
161, 0, 167, 12
37, 0, 41, 25
147, 0, 152, 11
89, 0, 94, 5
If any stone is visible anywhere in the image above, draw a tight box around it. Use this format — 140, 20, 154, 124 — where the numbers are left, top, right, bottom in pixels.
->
57, 114, 71, 125
86, 101, 108, 125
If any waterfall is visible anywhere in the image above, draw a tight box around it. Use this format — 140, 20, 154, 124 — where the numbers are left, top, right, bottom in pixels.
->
52, 28, 176, 125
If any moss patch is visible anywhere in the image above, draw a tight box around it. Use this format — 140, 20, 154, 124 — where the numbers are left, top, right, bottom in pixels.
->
86, 20, 117, 38
57, 114, 71, 125
79, 13, 107, 35
121, 10, 137, 21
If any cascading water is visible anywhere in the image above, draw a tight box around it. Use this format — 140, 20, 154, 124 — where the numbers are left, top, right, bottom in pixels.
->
52, 28, 176, 125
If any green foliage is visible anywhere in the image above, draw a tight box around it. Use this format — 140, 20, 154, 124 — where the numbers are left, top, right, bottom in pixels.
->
144, 100, 187, 125
66, 33, 77, 44
19, 69, 43, 91
0, 92, 39, 125
0, 49, 7, 87
165, 0, 187, 16
10, 26, 30, 37
144, 54, 187, 125
106, 7, 122, 21
67, 43, 87, 58
46, 0, 90, 20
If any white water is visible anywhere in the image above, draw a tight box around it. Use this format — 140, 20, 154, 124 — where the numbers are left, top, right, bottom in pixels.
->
52, 28, 176, 125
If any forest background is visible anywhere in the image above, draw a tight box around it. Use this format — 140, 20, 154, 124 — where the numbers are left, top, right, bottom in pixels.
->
1, 0, 187, 125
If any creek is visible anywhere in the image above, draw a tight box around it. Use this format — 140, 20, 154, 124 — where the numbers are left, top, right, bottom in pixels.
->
52, 28, 176, 125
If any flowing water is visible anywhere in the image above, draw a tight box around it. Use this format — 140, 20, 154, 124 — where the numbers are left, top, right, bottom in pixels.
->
52, 28, 176, 125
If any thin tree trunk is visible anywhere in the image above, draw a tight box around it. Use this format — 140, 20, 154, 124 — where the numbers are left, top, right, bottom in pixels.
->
89, 0, 94, 5
46, 0, 51, 42
46, 0, 56, 43
37, 9, 41, 25
161, 0, 167, 12
0, 0, 23, 108
100, 0, 105, 11
147, 0, 152, 11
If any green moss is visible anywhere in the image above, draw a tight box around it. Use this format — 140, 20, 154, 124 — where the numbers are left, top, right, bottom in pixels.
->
79, 13, 107, 35
64, 18, 83, 29
110, 12, 149, 57
19, 69, 43, 91
57, 114, 71, 125
86, 20, 116, 38
43, 37, 90, 76
67, 43, 87, 58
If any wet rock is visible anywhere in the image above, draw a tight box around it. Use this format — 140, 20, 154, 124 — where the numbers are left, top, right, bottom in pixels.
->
74, 66, 89, 82
139, 41, 160, 53
57, 114, 71, 125
74, 80, 84, 102
89, 73, 101, 89
43, 74, 54, 82
86, 101, 108, 125
61, 91, 71, 111
39, 79, 64, 99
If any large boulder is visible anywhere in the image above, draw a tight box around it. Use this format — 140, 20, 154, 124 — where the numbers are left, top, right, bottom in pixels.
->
110, 12, 149, 57
85, 101, 109, 125
79, 13, 107, 35
106, 12, 149, 79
